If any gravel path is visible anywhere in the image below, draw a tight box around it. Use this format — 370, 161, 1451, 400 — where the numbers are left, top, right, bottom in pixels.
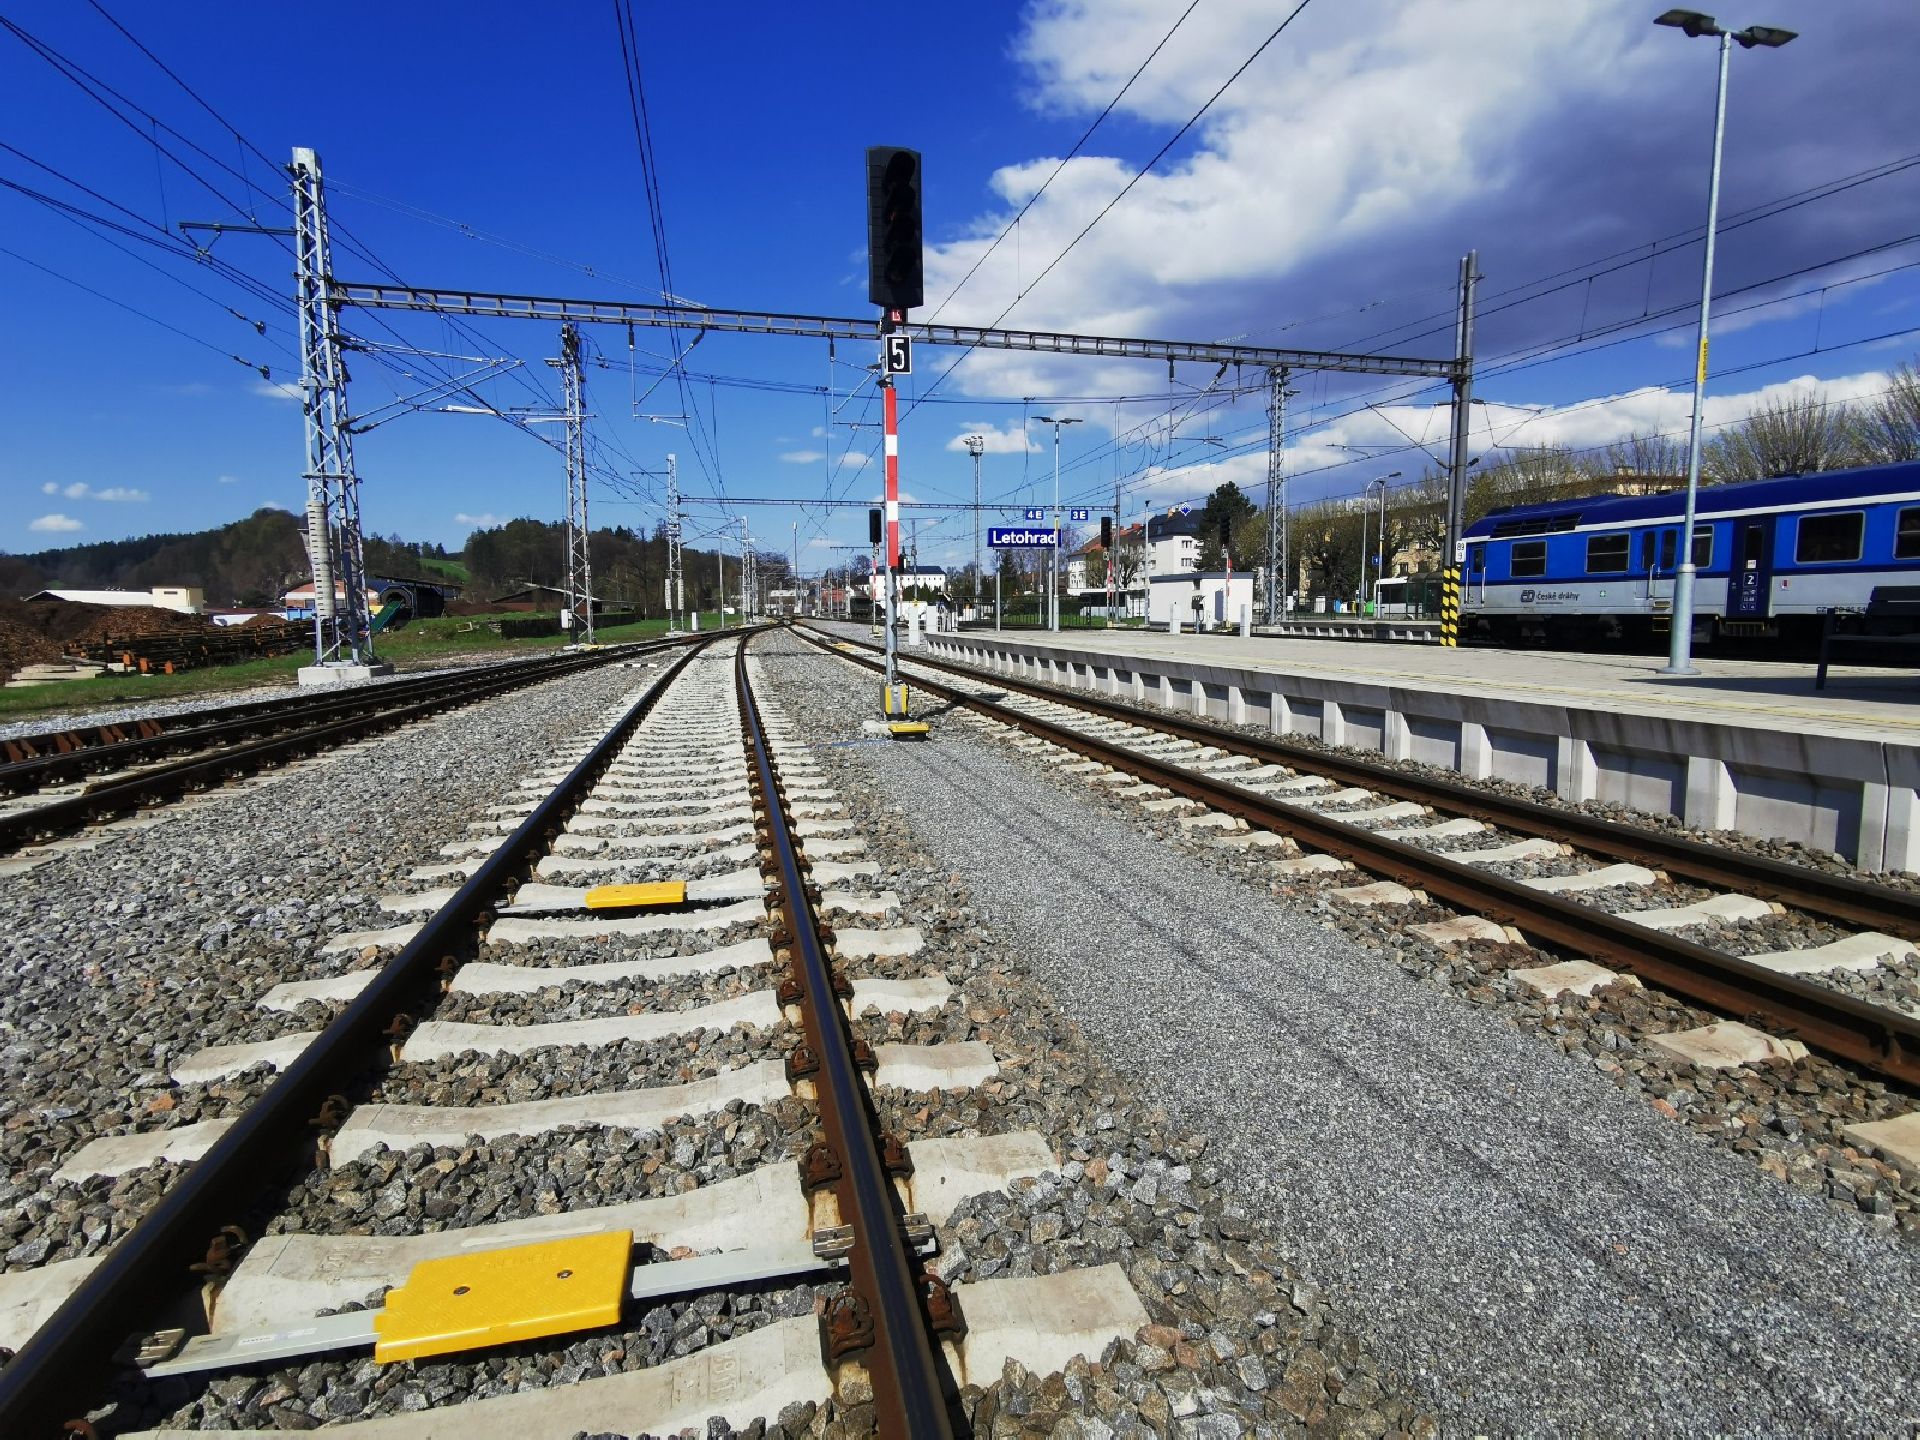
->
818, 651, 1920, 1435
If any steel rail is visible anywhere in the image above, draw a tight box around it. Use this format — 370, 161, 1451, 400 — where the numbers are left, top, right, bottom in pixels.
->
798, 625, 1920, 1087
819, 625, 1920, 941
0, 638, 712, 1436
0, 639, 697, 854
0, 645, 652, 794
734, 640, 953, 1437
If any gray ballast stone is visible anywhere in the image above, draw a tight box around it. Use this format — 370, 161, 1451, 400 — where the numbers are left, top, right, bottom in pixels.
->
834, 693, 1920, 1436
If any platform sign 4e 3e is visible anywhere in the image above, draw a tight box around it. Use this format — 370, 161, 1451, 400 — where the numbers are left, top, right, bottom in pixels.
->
884, 334, 912, 376
1023, 507, 1045, 521
1069, 508, 1089, 522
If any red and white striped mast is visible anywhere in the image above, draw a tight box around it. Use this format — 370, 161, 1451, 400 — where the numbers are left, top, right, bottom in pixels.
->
882, 344, 901, 700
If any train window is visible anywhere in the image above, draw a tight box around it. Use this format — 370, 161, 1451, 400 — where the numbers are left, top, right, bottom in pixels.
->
1586, 533, 1630, 572
1660, 530, 1677, 570
1640, 532, 1656, 570
1510, 540, 1547, 577
1467, 543, 1486, 574
1897, 507, 1920, 560
1692, 525, 1712, 569
1796, 510, 1863, 564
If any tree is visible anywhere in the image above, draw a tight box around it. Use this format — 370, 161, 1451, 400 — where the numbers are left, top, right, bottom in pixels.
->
1596, 431, 1689, 480
1705, 392, 1859, 481
1388, 469, 1451, 565
1196, 481, 1257, 569
1113, 524, 1145, 590
1293, 499, 1367, 606
1852, 362, 1920, 464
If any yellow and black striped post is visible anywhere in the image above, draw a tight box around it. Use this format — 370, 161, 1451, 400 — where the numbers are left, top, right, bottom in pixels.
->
1440, 566, 1461, 647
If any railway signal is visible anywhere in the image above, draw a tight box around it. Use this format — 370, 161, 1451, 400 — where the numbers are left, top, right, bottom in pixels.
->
868, 146, 922, 728
866, 147, 924, 312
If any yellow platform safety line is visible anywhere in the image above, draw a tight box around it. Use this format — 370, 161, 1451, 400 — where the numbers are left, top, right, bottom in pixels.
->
584, 880, 687, 910
373, 1229, 633, 1364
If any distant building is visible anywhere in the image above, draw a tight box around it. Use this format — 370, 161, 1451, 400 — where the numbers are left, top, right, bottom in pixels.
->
25, 586, 204, 614
857, 564, 946, 602
281, 581, 384, 617
1064, 538, 1106, 592
1145, 510, 1203, 576
1147, 571, 1254, 628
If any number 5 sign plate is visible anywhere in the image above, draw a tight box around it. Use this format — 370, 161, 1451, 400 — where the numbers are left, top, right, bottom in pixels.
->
884, 334, 912, 375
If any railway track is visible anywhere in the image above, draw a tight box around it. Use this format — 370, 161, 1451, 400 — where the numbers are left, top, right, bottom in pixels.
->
0, 631, 1148, 1436
799, 622, 1920, 1091
0, 641, 696, 858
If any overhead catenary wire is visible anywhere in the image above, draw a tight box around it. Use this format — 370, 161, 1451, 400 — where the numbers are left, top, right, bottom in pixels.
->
925, 0, 1203, 324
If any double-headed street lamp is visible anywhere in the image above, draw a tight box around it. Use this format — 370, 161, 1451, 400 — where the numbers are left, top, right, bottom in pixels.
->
1033, 415, 1083, 631
1358, 472, 1402, 613
1654, 8, 1796, 676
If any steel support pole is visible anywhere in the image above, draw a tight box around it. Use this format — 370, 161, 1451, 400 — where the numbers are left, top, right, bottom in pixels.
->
1359, 498, 1371, 615
968, 435, 984, 608
1442, 251, 1478, 647
1265, 368, 1287, 624
665, 453, 683, 633
1050, 423, 1061, 632
1663, 31, 1732, 677
1378, 481, 1389, 597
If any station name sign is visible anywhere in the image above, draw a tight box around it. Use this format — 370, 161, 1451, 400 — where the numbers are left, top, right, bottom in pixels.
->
988, 527, 1059, 549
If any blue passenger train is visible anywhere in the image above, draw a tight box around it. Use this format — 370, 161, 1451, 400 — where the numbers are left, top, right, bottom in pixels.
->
1458, 460, 1920, 647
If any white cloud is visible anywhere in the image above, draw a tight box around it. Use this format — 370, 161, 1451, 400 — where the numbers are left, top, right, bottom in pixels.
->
1287, 370, 1901, 469
810, 425, 828, 438
779, 449, 827, 464
1120, 367, 1906, 510
40, 482, 149, 502
29, 513, 83, 533
840, 452, 873, 469
217, 474, 241, 484
928, 3, 1636, 337
252, 379, 301, 402
945, 422, 1038, 455
454, 511, 504, 528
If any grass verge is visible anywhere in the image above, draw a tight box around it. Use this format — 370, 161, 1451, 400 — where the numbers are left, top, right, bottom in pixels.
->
0, 612, 737, 724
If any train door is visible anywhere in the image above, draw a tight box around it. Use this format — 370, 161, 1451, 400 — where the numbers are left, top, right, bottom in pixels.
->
1727, 514, 1775, 618
1646, 528, 1677, 608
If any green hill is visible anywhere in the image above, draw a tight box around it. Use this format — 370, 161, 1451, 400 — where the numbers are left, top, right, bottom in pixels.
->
2, 511, 462, 608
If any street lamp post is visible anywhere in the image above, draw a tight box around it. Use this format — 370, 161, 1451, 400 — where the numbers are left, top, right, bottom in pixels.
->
1033, 415, 1082, 631
1655, 8, 1797, 676
965, 434, 985, 611
1368, 472, 1402, 614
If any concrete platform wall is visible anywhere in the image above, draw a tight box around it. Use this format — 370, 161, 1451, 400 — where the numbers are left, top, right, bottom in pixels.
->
924, 633, 1920, 874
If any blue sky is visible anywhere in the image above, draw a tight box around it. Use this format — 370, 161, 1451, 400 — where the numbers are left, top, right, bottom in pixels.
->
4, 0, 1917, 576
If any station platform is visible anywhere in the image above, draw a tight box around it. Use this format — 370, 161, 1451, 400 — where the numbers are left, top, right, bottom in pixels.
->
856, 623, 1920, 873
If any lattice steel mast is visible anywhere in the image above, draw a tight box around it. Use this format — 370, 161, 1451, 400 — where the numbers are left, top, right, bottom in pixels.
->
550, 323, 593, 643
291, 148, 373, 666
664, 452, 685, 632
